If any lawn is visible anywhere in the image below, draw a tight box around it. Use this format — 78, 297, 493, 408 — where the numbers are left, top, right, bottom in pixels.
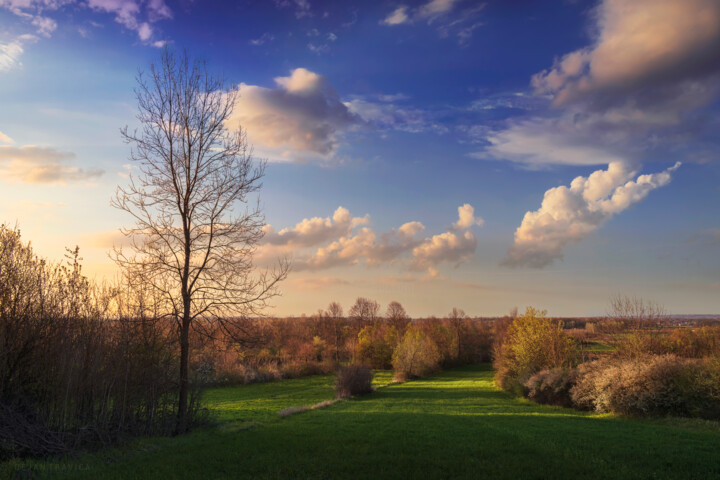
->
3, 365, 720, 479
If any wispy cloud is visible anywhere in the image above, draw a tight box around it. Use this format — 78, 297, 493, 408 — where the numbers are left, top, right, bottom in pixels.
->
0, 145, 104, 184
0, 34, 37, 73
380, 0, 485, 45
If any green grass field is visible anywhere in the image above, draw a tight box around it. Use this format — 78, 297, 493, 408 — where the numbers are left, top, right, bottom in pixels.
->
4, 365, 720, 479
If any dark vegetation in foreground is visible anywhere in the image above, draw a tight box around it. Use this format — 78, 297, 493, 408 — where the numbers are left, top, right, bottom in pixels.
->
4, 366, 720, 480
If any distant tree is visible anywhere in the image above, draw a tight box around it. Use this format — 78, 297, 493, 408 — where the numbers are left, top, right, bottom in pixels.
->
392, 326, 440, 380
386, 301, 410, 332
607, 294, 665, 330
447, 307, 467, 360
326, 301, 346, 363
113, 48, 288, 433
349, 297, 380, 328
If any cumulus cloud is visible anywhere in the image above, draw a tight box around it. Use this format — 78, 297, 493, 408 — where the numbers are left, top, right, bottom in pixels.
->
263, 206, 369, 247
366, 221, 426, 265
259, 204, 482, 274
228, 68, 359, 161
477, 0, 720, 168
504, 161, 681, 268
532, 0, 720, 108
412, 230, 477, 270
0, 145, 104, 184
453, 203, 484, 229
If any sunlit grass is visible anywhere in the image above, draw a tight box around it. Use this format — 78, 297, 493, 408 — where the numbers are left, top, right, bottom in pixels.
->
3, 366, 720, 479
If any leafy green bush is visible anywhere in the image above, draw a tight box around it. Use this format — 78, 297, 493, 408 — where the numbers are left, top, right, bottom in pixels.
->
392, 326, 441, 381
493, 307, 577, 395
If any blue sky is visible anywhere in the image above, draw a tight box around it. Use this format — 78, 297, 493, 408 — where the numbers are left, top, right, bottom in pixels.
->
1, 0, 719, 317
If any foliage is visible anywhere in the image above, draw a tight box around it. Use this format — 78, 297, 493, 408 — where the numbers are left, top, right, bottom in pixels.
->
570, 355, 720, 419
0, 225, 194, 459
335, 364, 374, 398
392, 326, 441, 380
493, 307, 578, 395
524, 368, 578, 408
357, 325, 397, 369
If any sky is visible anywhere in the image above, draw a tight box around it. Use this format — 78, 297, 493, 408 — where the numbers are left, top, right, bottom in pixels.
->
1, 0, 719, 318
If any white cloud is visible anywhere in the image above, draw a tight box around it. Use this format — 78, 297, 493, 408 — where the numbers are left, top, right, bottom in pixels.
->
0, 34, 37, 73
532, 0, 720, 107
412, 230, 477, 269
250, 32, 274, 46
227, 68, 358, 161
273, 0, 312, 19
0, 0, 172, 47
381, 0, 484, 44
418, 0, 460, 21
263, 206, 369, 247
381, 6, 409, 25
476, 0, 720, 168
0, 145, 104, 184
0, 131, 14, 144
31, 16, 57, 37
345, 97, 447, 134
259, 205, 481, 274
454, 203, 484, 229
504, 161, 681, 268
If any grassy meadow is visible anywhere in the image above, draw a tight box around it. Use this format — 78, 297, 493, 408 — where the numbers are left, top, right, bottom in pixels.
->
3, 365, 720, 480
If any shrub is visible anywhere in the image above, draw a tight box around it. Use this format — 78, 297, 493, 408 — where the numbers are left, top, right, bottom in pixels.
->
335, 364, 373, 398
0, 226, 196, 458
392, 326, 441, 381
493, 307, 577, 395
570, 355, 720, 419
666, 327, 720, 358
357, 325, 396, 369
524, 368, 578, 407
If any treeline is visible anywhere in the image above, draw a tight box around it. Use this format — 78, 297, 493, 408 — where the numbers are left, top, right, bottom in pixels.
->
0, 225, 202, 459
193, 300, 495, 385
493, 307, 720, 419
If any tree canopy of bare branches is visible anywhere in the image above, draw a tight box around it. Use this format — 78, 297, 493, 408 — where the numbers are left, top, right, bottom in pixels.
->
113, 48, 287, 433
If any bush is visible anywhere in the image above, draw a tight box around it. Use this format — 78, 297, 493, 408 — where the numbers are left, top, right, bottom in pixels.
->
335, 364, 373, 398
0, 226, 197, 458
524, 368, 578, 407
392, 326, 441, 381
493, 307, 577, 395
570, 355, 720, 419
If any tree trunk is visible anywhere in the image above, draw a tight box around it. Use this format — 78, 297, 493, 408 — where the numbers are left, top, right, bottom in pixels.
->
176, 307, 190, 435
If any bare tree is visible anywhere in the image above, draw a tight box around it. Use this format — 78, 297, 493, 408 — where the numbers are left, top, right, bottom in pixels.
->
607, 294, 665, 330
386, 301, 410, 332
447, 307, 467, 360
113, 49, 287, 433
326, 301, 345, 363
